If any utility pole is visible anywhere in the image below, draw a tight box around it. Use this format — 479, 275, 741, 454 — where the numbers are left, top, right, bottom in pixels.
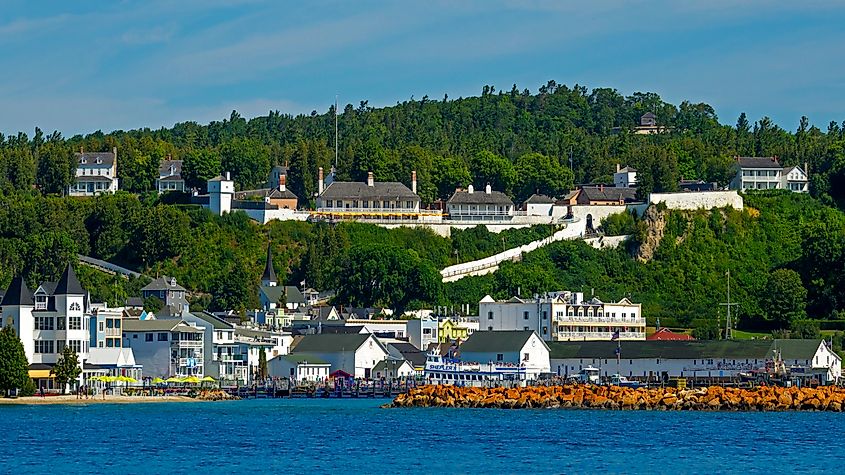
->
719, 270, 739, 340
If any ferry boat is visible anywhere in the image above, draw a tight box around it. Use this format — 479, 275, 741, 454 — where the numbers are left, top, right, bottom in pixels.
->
423, 352, 530, 387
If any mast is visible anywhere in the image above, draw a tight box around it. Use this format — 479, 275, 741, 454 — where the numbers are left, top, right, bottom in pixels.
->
334, 94, 339, 169
719, 270, 739, 340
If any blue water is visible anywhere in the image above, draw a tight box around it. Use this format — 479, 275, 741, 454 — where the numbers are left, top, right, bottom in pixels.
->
1, 398, 842, 474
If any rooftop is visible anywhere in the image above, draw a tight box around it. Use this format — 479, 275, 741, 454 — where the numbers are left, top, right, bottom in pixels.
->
141, 276, 186, 292
447, 188, 514, 206
76, 151, 115, 167
460, 330, 544, 353
547, 339, 827, 360
579, 186, 638, 203
293, 333, 379, 353
735, 156, 782, 169
524, 193, 556, 204
320, 181, 419, 201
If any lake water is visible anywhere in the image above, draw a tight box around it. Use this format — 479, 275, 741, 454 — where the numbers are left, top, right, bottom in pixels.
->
1, 398, 842, 474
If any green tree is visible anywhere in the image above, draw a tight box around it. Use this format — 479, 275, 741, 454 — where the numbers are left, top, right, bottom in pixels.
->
143, 295, 164, 314
513, 152, 573, 202
52, 345, 82, 394
759, 269, 807, 329
182, 148, 221, 192
257, 347, 268, 380
470, 151, 515, 195
220, 138, 271, 190
789, 320, 821, 339
36, 140, 75, 195
0, 326, 34, 396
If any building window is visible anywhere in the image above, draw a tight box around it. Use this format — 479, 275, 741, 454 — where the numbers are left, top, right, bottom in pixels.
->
523, 326, 529, 331
68, 340, 82, 353
35, 340, 54, 353
487, 326, 493, 331
69, 316, 82, 330
496, 354, 504, 362
487, 311, 493, 320
542, 311, 547, 320
35, 316, 54, 331
145, 333, 153, 342
523, 311, 529, 320
100, 322, 105, 331
158, 333, 168, 341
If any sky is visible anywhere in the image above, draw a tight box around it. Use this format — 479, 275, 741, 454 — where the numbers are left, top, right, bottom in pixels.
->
1, 0, 844, 136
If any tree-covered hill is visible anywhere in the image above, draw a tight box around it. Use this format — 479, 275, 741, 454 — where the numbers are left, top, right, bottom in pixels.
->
444, 190, 845, 335
2, 82, 844, 207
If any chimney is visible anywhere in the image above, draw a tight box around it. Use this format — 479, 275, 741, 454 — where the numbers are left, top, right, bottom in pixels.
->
318, 167, 324, 195
279, 174, 286, 192
112, 146, 117, 156
616, 163, 621, 173
367, 171, 374, 187
225, 171, 231, 181
411, 170, 417, 194
600, 184, 604, 192
468, 184, 474, 194
80, 146, 84, 153
805, 161, 809, 177
485, 183, 491, 194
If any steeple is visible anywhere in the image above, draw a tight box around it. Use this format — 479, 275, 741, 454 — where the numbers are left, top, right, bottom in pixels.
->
55, 263, 85, 295
0, 276, 33, 307
261, 245, 278, 287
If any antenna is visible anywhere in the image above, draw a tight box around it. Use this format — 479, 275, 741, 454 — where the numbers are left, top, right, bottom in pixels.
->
719, 270, 739, 339
334, 94, 339, 169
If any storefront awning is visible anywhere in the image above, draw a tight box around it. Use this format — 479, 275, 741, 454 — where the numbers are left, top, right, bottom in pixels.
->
28, 369, 53, 379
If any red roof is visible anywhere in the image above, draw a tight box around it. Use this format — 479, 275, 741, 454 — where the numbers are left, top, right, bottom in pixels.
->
646, 328, 695, 341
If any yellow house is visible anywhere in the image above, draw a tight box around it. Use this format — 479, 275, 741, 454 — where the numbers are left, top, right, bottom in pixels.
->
438, 318, 470, 343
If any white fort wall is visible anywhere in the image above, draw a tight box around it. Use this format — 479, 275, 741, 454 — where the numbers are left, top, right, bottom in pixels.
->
648, 190, 743, 211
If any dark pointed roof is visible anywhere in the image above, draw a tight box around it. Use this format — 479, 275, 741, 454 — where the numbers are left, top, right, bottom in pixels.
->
55, 264, 85, 295
262, 246, 277, 284
1, 276, 33, 306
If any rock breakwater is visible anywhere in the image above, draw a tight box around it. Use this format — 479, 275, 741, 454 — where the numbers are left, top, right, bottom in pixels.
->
390, 385, 845, 411
196, 389, 240, 401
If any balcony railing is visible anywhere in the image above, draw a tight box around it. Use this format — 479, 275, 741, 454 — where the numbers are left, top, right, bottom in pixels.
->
553, 331, 645, 341
553, 316, 646, 326
105, 328, 121, 337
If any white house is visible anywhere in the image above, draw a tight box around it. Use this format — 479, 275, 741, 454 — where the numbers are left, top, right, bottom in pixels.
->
372, 358, 415, 380
121, 319, 204, 378
523, 194, 556, 217
235, 327, 290, 382
291, 333, 391, 379
446, 185, 515, 221
478, 292, 645, 342
208, 173, 235, 216
730, 156, 784, 191
783, 165, 809, 193
180, 311, 249, 383
68, 148, 119, 196
406, 317, 439, 350
156, 158, 185, 194
315, 169, 421, 220
268, 354, 330, 382
613, 164, 638, 188
0, 265, 91, 391
549, 339, 841, 384
458, 330, 551, 379
345, 319, 409, 339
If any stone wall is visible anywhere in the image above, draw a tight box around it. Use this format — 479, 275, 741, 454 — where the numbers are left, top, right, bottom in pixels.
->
648, 191, 743, 211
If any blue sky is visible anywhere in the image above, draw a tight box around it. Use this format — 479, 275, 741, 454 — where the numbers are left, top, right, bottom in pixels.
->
1, 0, 844, 136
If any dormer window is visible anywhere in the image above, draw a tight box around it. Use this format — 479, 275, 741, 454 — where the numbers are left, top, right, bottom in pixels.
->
96, 158, 102, 164
81, 158, 87, 164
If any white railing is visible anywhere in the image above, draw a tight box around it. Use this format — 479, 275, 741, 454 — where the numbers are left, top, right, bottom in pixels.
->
553, 316, 646, 326
553, 331, 645, 340
105, 328, 121, 337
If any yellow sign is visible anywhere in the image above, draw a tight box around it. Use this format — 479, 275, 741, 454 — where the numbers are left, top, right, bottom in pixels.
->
677, 378, 687, 390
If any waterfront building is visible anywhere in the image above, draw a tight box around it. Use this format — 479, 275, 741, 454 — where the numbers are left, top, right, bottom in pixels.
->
121, 319, 204, 378
478, 292, 645, 342
549, 339, 842, 383
156, 158, 185, 194
314, 169, 421, 221
140, 276, 189, 316
446, 185, 515, 221
180, 311, 247, 383
68, 148, 119, 196
268, 354, 330, 382
0, 265, 91, 390
291, 333, 390, 379
438, 317, 479, 343
88, 303, 124, 349
372, 358, 415, 379
388, 342, 427, 375
406, 317, 439, 349
345, 319, 409, 339
457, 330, 551, 379
82, 347, 143, 387
235, 327, 290, 381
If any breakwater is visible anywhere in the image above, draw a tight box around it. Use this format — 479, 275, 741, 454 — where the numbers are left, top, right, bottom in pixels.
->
390, 385, 845, 411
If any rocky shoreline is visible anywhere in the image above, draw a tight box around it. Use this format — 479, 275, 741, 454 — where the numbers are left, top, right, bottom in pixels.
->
390, 385, 845, 411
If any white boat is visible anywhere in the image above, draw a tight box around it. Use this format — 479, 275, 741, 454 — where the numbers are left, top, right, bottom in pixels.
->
423, 352, 530, 387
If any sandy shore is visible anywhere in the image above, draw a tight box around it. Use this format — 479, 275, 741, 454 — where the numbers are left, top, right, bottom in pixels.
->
0, 395, 199, 405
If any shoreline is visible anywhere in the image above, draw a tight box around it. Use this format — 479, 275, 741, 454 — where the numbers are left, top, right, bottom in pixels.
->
0, 395, 202, 405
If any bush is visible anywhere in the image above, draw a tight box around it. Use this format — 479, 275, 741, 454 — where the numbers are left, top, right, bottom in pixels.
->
20, 378, 36, 397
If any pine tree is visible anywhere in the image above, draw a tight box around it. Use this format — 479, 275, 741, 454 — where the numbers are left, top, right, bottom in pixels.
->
0, 326, 34, 396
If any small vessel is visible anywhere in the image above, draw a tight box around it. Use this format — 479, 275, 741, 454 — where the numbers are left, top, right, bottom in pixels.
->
423, 352, 530, 387
608, 373, 642, 388
567, 366, 601, 385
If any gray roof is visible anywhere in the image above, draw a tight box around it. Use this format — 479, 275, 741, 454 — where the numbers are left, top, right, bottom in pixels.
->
524, 194, 555, 204
141, 276, 186, 292
235, 187, 298, 201
617, 166, 637, 173
1, 276, 33, 306
55, 264, 86, 295
320, 181, 419, 201
75, 175, 115, 182
372, 358, 412, 372
736, 157, 782, 169
274, 354, 329, 365
285, 286, 305, 304
235, 328, 277, 339
260, 285, 285, 304
547, 339, 825, 360
579, 186, 638, 203
260, 285, 304, 305
159, 159, 183, 177
460, 330, 541, 353
389, 342, 427, 367
447, 189, 513, 206
293, 334, 376, 353
641, 112, 656, 119
76, 151, 115, 167
191, 311, 235, 330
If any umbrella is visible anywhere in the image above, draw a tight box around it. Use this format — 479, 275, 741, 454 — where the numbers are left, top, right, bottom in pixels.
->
101, 375, 119, 383
200, 376, 216, 382
90, 375, 107, 382
182, 376, 201, 384
116, 376, 137, 383
165, 376, 184, 383
151, 377, 165, 384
